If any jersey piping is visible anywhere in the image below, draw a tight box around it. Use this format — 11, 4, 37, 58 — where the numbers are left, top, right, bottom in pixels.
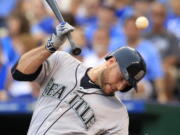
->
34, 63, 80, 134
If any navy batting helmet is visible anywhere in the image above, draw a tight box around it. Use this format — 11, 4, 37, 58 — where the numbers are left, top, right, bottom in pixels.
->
105, 47, 146, 92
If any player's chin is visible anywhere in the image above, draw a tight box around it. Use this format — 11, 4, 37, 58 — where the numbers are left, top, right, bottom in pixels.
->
102, 84, 114, 96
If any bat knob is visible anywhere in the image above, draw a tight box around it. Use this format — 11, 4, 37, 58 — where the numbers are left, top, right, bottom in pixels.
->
71, 47, 81, 55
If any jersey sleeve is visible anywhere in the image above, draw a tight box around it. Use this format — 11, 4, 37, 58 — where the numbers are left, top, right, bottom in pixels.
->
116, 110, 129, 135
96, 99, 129, 135
35, 51, 60, 84
103, 105, 129, 135
35, 51, 76, 85
11, 52, 60, 83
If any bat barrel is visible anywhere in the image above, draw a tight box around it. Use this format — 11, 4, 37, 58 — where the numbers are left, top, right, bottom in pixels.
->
46, 0, 64, 22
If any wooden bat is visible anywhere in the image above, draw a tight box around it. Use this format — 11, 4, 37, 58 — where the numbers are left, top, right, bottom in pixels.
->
46, 0, 81, 55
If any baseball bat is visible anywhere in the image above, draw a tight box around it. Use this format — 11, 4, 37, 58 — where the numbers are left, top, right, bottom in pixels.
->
46, 0, 81, 55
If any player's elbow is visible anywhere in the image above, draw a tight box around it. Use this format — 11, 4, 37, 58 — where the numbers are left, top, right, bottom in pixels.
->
11, 62, 42, 81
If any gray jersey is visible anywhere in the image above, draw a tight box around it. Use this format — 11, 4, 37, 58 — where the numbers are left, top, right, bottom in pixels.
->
27, 51, 129, 135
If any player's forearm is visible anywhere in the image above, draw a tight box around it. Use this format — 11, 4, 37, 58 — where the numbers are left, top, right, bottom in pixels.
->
16, 46, 52, 74
15, 22, 74, 75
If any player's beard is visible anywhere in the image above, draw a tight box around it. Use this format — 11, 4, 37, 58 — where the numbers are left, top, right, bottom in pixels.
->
99, 69, 115, 96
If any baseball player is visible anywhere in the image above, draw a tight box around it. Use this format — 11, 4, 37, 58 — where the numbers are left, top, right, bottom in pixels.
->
11, 22, 146, 135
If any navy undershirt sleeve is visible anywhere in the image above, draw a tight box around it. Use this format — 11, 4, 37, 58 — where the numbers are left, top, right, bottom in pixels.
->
11, 61, 42, 81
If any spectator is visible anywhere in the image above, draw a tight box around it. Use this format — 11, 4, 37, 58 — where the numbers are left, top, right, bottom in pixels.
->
69, 0, 84, 16
167, 0, 180, 40
13, 0, 36, 24
121, 16, 166, 103
0, 34, 19, 100
75, 0, 99, 26
5, 12, 30, 55
1, 12, 39, 99
30, 0, 55, 42
71, 27, 91, 61
83, 27, 110, 67
0, 0, 18, 27
84, 4, 125, 51
133, 0, 154, 16
104, 0, 134, 23
145, 2, 180, 101
0, 45, 9, 101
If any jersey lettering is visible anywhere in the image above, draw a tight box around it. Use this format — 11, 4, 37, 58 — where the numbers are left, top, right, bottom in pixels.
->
66, 91, 96, 129
42, 78, 66, 100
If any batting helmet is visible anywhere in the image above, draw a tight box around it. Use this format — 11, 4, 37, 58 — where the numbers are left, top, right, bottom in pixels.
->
105, 47, 146, 92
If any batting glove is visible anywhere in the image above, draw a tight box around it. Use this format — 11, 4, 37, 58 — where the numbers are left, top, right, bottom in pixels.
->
45, 22, 74, 53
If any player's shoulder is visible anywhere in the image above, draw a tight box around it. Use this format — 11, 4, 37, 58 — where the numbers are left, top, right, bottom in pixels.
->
55, 50, 72, 57
106, 96, 128, 116
107, 96, 127, 109
55, 51, 82, 63
95, 95, 129, 120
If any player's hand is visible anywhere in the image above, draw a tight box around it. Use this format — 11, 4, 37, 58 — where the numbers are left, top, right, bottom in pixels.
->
45, 22, 74, 53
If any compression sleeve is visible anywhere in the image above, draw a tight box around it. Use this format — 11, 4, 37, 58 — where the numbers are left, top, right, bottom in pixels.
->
11, 61, 42, 81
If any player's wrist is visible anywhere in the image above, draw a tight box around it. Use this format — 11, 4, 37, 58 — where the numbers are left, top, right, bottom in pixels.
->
45, 34, 63, 53
45, 35, 57, 53
45, 22, 74, 53
45, 45, 56, 53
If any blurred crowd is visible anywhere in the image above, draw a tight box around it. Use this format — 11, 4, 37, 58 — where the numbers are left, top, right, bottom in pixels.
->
0, 0, 180, 104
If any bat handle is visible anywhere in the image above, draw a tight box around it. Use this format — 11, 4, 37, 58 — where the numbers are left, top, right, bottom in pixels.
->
46, 0, 81, 55
67, 33, 81, 55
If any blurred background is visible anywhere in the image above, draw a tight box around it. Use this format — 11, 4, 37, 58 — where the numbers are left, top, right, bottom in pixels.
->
0, 0, 180, 134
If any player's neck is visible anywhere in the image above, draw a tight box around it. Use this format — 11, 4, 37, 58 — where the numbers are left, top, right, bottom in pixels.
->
87, 64, 105, 87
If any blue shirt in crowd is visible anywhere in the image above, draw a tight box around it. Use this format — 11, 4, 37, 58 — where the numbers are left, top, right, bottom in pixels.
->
75, 15, 98, 26
136, 40, 164, 81
0, 0, 17, 17
0, 64, 7, 90
0, 36, 19, 90
31, 16, 55, 35
0, 36, 19, 65
84, 22, 125, 50
167, 14, 180, 41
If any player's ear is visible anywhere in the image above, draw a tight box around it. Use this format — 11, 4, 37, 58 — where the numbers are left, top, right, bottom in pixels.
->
106, 57, 116, 66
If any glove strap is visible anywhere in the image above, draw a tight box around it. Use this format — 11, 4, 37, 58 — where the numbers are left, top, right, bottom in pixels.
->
45, 35, 57, 53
